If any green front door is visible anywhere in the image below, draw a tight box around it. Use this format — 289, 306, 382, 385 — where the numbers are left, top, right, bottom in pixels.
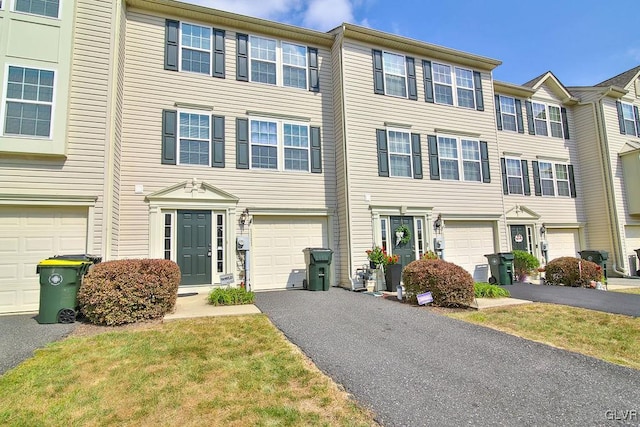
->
510, 225, 528, 252
390, 216, 415, 269
177, 210, 212, 286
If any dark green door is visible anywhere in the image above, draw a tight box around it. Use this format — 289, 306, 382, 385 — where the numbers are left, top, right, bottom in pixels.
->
177, 210, 212, 286
510, 225, 528, 252
390, 216, 415, 269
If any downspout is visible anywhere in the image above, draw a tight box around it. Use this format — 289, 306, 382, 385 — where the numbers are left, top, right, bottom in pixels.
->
590, 91, 628, 276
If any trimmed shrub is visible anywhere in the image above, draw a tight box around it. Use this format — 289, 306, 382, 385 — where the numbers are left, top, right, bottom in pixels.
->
513, 250, 541, 282
544, 257, 602, 287
402, 259, 474, 307
208, 287, 255, 306
77, 259, 181, 326
474, 282, 510, 298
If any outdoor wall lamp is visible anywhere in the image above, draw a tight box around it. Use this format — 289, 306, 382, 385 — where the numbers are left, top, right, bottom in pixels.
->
239, 208, 251, 226
540, 223, 546, 236
433, 214, 442, 232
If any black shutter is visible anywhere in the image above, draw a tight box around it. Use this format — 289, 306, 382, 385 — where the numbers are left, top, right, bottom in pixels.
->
411, 133, 422, 179
308, 47, 319, 92
423, 60, 434, 103
236, 118, 249, 169
161, 109, 177, 165
372, 49, 384, 95
211, 115, 225, 167
376, 129, 389, 177
500, 158, 508, 194
480, 141, 490, 183
212, 29, 225, 78
310, 126, 322, 173
532, 160, 542, 196
236, 33, 249, 81
634, 105, 640, 136
515, 99, 524, 134
427, 135, 439, 180
616, 101, 625, 134
406, 57, 417, 100
164, 19, 179, 71
473, 71, 484, 111
495, 95, 503, 131
568, 165, 577, 198
522, 160, 531, 196
525, 101, 535, 135
561, 107, 570, 140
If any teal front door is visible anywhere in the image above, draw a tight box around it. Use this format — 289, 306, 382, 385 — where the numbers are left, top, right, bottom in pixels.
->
390, 216, 415, 269
177, 210, 212, 286
510, 225, 528, 252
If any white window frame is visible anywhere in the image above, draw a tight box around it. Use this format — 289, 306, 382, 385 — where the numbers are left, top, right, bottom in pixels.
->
621, 102, 637, 137
386, 128, 413, 178
381, 217, 389, 253
13, 0, 60, 18
2, 64, 56, 139
249, 117, 311, 172
177, 110, 211, 167
437, 135, 482, 182
532, 102, 548, 136
415, 218, 424, 258
215, 213, 225, 273
532, 101, 564, 138
538, 161, 555, 196
505, 157, 524, 195
382, 51, 407, 98
432, 62, 476, 109
499, 95, 517, 132
548, 105, 563, 139
538, 161, 570, 197
178, 22, 212, 75
249, 36, 308, 90
163, 212, 175, 261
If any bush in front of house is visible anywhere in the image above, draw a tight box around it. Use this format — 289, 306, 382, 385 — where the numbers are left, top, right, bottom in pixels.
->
207, 287, 255, 306
402, 259, 474, 307
544, 257, 602, 287
474, 282, 510, 298
513, 250, 541, 282
77, 259, 181, 326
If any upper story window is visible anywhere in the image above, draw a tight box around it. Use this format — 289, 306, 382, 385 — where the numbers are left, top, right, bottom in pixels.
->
438, 136, 481, 182
181, 23, 211, 74
4, 65, 55, 138
14, 0, 59, 18
548, 105, 563, 138
179, 112, 210, 166
538, 161, 570, 197
526, 101, 568, 139
249, 36, 308, 89
387, 129, 412, 177
432, 63, 476, 109
382, 52, 407, 98
250, 118, 310, 172
371, 49, 417, 101
532, 102, 548, 136
499, 96, 517, 132
505, 158, 524, 195
620, 102, 638, 136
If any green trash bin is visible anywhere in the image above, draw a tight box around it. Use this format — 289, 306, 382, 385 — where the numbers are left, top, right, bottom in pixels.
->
303, 248, 333, 291
36, 259, 92, 324
485, 252, 514, 285
578, 250, 608, 280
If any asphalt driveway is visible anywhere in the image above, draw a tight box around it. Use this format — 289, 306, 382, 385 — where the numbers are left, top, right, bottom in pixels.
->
0, 313, 76, 375
506, 282, 640, 317
255, 288, 640, 427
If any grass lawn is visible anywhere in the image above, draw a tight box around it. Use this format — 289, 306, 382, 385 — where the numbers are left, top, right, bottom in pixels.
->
446, 303, 640, 370
0, 316, 377, 426
610, 287, 640, 295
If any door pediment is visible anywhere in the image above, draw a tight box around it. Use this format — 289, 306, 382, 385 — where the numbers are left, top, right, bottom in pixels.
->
146, 178, 239, 204
505, 204, 540, 221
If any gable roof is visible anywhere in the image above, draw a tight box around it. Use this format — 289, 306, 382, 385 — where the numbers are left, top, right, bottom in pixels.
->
521, 71, 578, 104
595, 65, 640, 89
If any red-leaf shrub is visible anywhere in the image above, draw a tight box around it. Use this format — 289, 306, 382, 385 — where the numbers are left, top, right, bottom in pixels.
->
402, 259, 474, 307
77, 259, 181, 325
544, 257, 602, 287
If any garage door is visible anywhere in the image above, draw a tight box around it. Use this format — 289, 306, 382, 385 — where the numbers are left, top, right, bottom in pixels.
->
0, 207, 87, 314
252, 216, 328, 291
546, 228, 579, 261
443, 221, 495, 281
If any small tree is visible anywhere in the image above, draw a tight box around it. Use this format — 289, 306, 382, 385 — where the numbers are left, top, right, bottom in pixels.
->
513, 250, 541, 282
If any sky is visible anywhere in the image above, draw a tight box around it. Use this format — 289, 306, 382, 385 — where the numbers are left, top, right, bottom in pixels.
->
186, 0, 640, 87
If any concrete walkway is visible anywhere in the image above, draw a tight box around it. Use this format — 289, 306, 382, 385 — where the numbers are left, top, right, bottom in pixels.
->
164, 292, 261, 320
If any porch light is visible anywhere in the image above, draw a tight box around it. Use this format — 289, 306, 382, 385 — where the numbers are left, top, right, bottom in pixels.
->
239, 208, 250, 226
434, 214, 442, 232
540, 223, 546, 236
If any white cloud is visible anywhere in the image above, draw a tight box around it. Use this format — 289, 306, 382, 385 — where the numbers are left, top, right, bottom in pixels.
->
188, 0, 303, 21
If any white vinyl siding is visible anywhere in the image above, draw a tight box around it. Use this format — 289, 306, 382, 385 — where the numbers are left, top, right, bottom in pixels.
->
506, 158, 524, 195
180, 23, 211, 75
382, 51, 406, 98
250, 118, 310, 172
499, 95, 517, 132
433, 62, 475, 108
250, 36, 308, 89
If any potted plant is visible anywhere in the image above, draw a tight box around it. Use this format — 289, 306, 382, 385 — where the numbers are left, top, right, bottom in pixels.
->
366, 246, 385, 269
383, 253, 402, 292
513, 250, 541, 282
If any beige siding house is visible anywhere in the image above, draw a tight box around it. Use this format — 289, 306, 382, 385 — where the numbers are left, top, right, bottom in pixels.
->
569, 66, 640, 276
493, 72, 586, 265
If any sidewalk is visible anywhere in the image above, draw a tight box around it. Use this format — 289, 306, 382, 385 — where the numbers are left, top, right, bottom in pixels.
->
164, 292, 261, 320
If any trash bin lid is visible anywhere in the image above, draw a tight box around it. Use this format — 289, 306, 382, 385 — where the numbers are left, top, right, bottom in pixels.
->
38, 259, 90, 267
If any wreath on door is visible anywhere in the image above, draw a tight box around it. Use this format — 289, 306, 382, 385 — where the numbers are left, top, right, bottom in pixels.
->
394, 224, 411, 245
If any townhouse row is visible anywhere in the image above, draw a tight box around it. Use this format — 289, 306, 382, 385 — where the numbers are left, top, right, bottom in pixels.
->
1, 0, 639, 313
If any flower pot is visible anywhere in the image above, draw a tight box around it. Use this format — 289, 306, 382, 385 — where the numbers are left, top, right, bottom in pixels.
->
384, 264, 402, 292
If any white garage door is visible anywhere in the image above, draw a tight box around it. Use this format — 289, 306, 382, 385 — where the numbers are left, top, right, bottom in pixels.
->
626, 226, 640, 256
252, 216, 328, 291
546, 228, 579, 261
0, 207, 88, 314
443, 221, 495, 282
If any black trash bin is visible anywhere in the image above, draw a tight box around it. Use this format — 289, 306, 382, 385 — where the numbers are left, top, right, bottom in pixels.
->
635, 249, 640, 276
303, 248, 333, 291
485, 253, 514, 285
578, 250, 608, 279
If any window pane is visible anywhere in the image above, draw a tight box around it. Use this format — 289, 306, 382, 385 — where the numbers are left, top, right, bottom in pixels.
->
434, 84, 453, 105
285, 147, 309, 171
461, 140, 479, 160
457, 88, 475, 108
539, 162, 553, 179
550, 122, 563, 138
383, 52, 405, 76
251, 120, 277, 145
432, 63, 451, 84
385, 74, 406, 97
502, 115, 517, 131
250, 36, 276, 61
388, 131, 410, 154
541, 180, 555, 196
440, 159, 459, 180
548, 106, 561, 122
283, 124, 308, 148
555, 164, 568, 180
282, 43, 307, 67
251, 145, 277, 169
500, 97, 515, 114
15, 0, 59, 17
390, 155, 411, 177
179, 113, 209, 165
455, 68, 473, 89
251, 60, 276, 84
508, 176, 523, 194
4, 66, 55, 137
557, 181, 570, 197
179, 139, 210, 165
463, 161, 481, 181
438, 138, 457, 158
283, 66, 306, 89
182, 49, 210, 74
182, 24, 211, 50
